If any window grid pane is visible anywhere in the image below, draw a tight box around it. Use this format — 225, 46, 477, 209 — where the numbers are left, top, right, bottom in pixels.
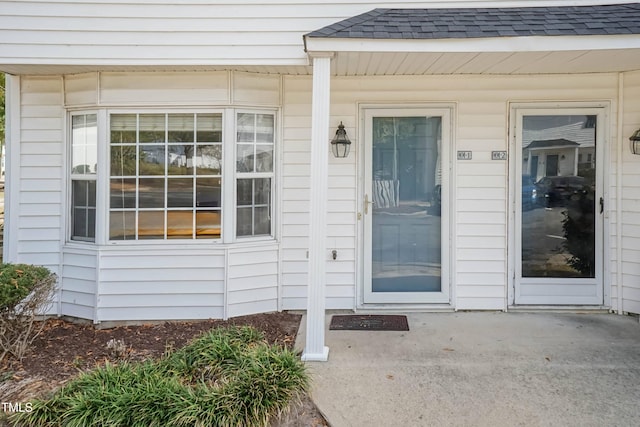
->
236, 178, 271, 238
71, 114, 98, 175
72, 180, 97, 241
236, 113, 274, 173
109, 112, 222, 240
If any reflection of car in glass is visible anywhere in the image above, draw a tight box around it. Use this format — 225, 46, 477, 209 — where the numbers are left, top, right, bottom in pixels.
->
535, 176, 585, 207
521, 175, 537, 210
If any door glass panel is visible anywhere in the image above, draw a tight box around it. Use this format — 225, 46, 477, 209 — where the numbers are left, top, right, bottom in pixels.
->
521, 115, 596, 278
371, 117, 442, 292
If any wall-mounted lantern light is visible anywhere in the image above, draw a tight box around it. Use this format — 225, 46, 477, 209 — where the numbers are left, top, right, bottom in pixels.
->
630, 128, 640, 155
331, 122, 351, 158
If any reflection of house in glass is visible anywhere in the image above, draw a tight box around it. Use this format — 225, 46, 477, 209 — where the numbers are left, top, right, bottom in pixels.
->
168, 150, 191, 168
522, 117, 596, 181
141, 146, 165, 165
166, 146, 221, 172
525, 138, 580, 178
196, 153, 220, 171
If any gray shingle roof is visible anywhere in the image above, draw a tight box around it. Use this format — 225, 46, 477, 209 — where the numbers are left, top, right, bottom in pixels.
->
306, 3, 640, 39
527, 139, 580, 150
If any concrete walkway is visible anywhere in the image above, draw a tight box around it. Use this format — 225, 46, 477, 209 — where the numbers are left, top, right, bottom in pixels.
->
297, 312, 640, 427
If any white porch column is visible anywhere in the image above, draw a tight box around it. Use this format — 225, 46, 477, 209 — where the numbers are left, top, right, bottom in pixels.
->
302, 54, 332, 362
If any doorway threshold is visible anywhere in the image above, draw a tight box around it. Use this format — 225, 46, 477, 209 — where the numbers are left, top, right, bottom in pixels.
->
355, 304, 454, 314
508, 305, 611, 313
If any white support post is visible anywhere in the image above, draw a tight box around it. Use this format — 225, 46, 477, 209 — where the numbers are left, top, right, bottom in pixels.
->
302, 55, 331, 362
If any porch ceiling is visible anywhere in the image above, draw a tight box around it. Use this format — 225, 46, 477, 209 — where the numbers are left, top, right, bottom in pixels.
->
327, 47, 640, 76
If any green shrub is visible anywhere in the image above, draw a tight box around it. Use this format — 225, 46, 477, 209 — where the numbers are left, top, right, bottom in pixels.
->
0, 263, 56, 361
13, 326, 309, 427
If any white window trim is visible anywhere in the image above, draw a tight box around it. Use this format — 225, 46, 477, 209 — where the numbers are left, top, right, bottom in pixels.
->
68, 110, 99, 244
233, 108, 277, 242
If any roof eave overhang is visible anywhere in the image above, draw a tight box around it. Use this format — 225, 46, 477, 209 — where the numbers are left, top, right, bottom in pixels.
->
304, 33, 640, 54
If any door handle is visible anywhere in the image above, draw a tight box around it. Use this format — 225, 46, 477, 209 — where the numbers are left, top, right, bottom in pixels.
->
364, 194, 374, 214
600, 197, 604, 214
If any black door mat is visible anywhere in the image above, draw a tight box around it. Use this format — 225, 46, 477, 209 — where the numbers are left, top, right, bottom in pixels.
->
329, 315, 409, 331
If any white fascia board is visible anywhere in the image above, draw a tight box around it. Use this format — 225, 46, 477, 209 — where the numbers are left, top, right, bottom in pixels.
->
304, 34, 640, 54
0, 57, 310, 67
0, 58, 311, 76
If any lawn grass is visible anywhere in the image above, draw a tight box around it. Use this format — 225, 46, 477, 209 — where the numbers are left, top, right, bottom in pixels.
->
11, 326, 309, 427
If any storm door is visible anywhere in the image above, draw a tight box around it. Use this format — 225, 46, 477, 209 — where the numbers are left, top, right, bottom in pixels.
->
514, 108, 604, 305
363, 108, 450, 304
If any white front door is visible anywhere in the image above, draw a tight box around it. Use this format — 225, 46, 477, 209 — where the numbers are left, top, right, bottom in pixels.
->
363, 108, 450, 304
514, 107, 604, 305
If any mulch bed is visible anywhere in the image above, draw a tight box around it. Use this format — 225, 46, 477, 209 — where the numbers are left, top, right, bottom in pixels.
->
0, 312, 327, 427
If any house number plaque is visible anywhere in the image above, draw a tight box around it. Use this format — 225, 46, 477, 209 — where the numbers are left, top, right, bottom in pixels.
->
457, 151, 472, 160
492, 151, 507, 160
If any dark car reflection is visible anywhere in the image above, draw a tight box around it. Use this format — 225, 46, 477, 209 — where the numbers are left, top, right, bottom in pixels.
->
535, 176, 585, 207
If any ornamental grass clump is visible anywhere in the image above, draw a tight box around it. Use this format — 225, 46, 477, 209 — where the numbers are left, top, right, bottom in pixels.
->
160, 325, 265, 381
13, 325, 309, 427
0, 263, 56, 361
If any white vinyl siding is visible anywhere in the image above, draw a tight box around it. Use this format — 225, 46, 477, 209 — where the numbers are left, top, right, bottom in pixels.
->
279, 72, 618, 311
93, 242, 279, 322
61, 248, 98, 319
0, 0, 621, 74
279, 77, 311, 309
621, 70, 640, 314
100, 72, 230, 105
96, 248, 226, 321
16, 76, 64, 272
227, 245, 279, 317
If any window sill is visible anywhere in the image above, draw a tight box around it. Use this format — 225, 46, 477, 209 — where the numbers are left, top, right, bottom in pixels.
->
65, 236, 277, 249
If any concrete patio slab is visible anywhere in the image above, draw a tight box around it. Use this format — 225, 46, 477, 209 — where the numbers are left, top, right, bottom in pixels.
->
297, 312, 640, 427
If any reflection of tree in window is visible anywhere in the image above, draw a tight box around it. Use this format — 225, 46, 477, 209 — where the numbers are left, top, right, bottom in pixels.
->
110, 146, 136, 176
196, 145, 222, 175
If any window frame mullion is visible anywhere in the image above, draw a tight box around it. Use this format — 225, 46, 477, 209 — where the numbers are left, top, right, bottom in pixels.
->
222, 108, 236, 244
